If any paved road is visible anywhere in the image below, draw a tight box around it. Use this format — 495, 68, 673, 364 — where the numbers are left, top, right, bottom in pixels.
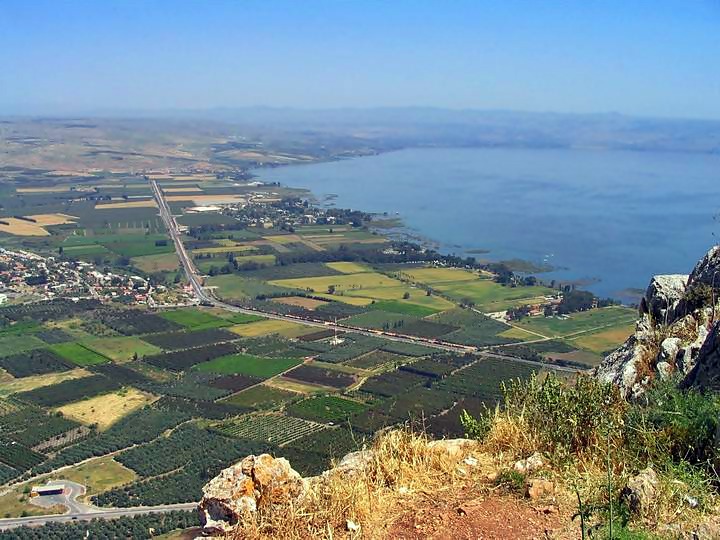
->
0, 502, 197, 531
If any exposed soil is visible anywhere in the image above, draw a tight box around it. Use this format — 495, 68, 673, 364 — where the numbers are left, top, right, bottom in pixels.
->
384, 487, 577, 540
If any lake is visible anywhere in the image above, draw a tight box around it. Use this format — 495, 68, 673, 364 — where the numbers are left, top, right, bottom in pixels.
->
255, 147, 720, 300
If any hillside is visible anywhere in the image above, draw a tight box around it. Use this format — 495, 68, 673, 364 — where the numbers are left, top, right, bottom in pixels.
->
189, 246, 720, 539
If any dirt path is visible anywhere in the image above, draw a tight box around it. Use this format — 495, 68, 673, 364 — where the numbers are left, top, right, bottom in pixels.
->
385, 489, 578, 540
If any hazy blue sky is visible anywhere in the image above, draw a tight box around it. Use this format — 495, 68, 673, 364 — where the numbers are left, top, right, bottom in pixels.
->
1, 0, 718, 119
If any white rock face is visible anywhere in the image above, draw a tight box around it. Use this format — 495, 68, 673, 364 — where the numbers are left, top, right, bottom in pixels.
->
642, 274, 688, 324
688, 245, 720, 287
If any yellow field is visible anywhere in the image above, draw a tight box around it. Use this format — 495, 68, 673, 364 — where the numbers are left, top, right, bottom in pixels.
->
325, 261, 373, 274
498, 326, 537, 341
16, 186, 73, 193
570, 324, 635, 354
266, 377, 324, 394
314, 293, 375, 306
271, 296, 329, 310
269, 272, 404, 293
344, 285, 456, 311
95, 200, 157, 209
0, 213, 77, 236
229, 319, 309, 338
0, 369, 91, 398
400, 267, 479, 284
263, 234, 301, 244
56, 388, 156, 430
166, 194, 247, 204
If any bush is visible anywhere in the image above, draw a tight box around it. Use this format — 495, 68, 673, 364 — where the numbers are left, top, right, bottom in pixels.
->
626, 379, 720, 467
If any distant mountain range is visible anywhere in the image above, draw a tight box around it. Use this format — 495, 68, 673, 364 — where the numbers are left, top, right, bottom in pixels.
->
3, 107, 720, 155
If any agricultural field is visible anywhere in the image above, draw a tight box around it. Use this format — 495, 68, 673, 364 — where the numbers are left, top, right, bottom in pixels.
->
55, 388, 157, 430
158, 308, 232, 330
221, 384, 298, 410
228, 319, 309, 338
435, 279, 555, 312
194, 353, 302, 378
569, 323, 636, 355
214, 413, 326, 446
81, 337, 162, 362
514, 306, 637, 338
49, 342, 109, 366
399, 267, 479, 284
287, 395, 367, 423
130, 252, 180, 273
269, 272, 403, 294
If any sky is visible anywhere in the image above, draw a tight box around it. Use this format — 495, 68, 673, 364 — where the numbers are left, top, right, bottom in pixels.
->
0, 0, 718, 119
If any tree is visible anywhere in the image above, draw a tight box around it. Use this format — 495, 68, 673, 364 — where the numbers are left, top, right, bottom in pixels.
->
402, 291, 411, 300
327, 285, 336, 295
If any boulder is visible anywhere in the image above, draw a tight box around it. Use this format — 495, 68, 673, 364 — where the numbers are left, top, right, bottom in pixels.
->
683, 322, 720, 391
514, 452, 545, 475
621, 467, 658, 516
641, 274, 688, 325
688, 246, 720, 288
198, 454, 306, 535
660, 337, 682, 363
427, 438, 475, 459
526, 478, 555, 500
595, 335, 649, 398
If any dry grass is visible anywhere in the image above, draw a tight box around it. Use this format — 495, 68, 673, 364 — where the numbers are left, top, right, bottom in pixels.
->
271, 296, 329, 310
95, 200, 157, 209
55, 388, 157, 430
233, 430, 481, 540
0, 213, 77, 236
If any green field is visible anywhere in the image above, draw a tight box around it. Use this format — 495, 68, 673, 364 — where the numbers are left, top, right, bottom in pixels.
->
194, 353, 302, 378
81, 337, 162, 362
400, 267, 480, 284
220, 384, 297, 409
158, 308, 231, 330
208, 274, 297, 300
515, 306, 637, 338
344, 285, 455, 310
50, 342, 109, 366
287, 395, 367, 422
269, 272, 404, 293
130, 252, 179, 273
0, 335, 48, 357
435, 280, 555, 312
221, 313, 265, 325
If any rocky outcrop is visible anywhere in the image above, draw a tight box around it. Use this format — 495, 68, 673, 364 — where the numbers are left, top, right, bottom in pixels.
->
198, 454, 307, 535
621, 467, 658, 516
688, 246, 720, 287
682, 322, 720, 391
197, 438, 479, 535
596, 246, 720, 397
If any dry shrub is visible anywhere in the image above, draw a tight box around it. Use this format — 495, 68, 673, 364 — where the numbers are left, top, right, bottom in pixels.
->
231, 429, 474, 540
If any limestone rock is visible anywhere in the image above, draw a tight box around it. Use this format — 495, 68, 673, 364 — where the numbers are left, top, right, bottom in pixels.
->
688, 245, 720, 288
683, 322, 720, 391
514, 452, 545, 475
595, 335, 650, 398
641, 274, 688, 325
427, 438, 475, 458
621, 467, 658, 516
526, 478, 555, 500
660, 337, 682, 363
331, 449, 374, 477
198, 454, 306, 535
656, 361, 673, 380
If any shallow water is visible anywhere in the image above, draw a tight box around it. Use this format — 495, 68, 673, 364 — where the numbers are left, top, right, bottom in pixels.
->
255, 147, 720, 300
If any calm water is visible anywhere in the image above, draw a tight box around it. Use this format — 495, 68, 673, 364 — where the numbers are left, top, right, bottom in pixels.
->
255, 148, 720, 300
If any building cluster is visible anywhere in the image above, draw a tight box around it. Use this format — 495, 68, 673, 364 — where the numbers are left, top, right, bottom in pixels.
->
0, 248, 153, 305
223, 196, 342, 230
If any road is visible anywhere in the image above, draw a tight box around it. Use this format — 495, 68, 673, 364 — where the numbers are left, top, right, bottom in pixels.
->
0, 502, 197, 531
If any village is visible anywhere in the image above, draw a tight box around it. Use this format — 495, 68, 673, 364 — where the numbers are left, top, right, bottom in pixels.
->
0, 247, 193, 307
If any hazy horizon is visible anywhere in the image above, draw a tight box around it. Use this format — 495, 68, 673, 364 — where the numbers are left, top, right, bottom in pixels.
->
1, 1, 719, 120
